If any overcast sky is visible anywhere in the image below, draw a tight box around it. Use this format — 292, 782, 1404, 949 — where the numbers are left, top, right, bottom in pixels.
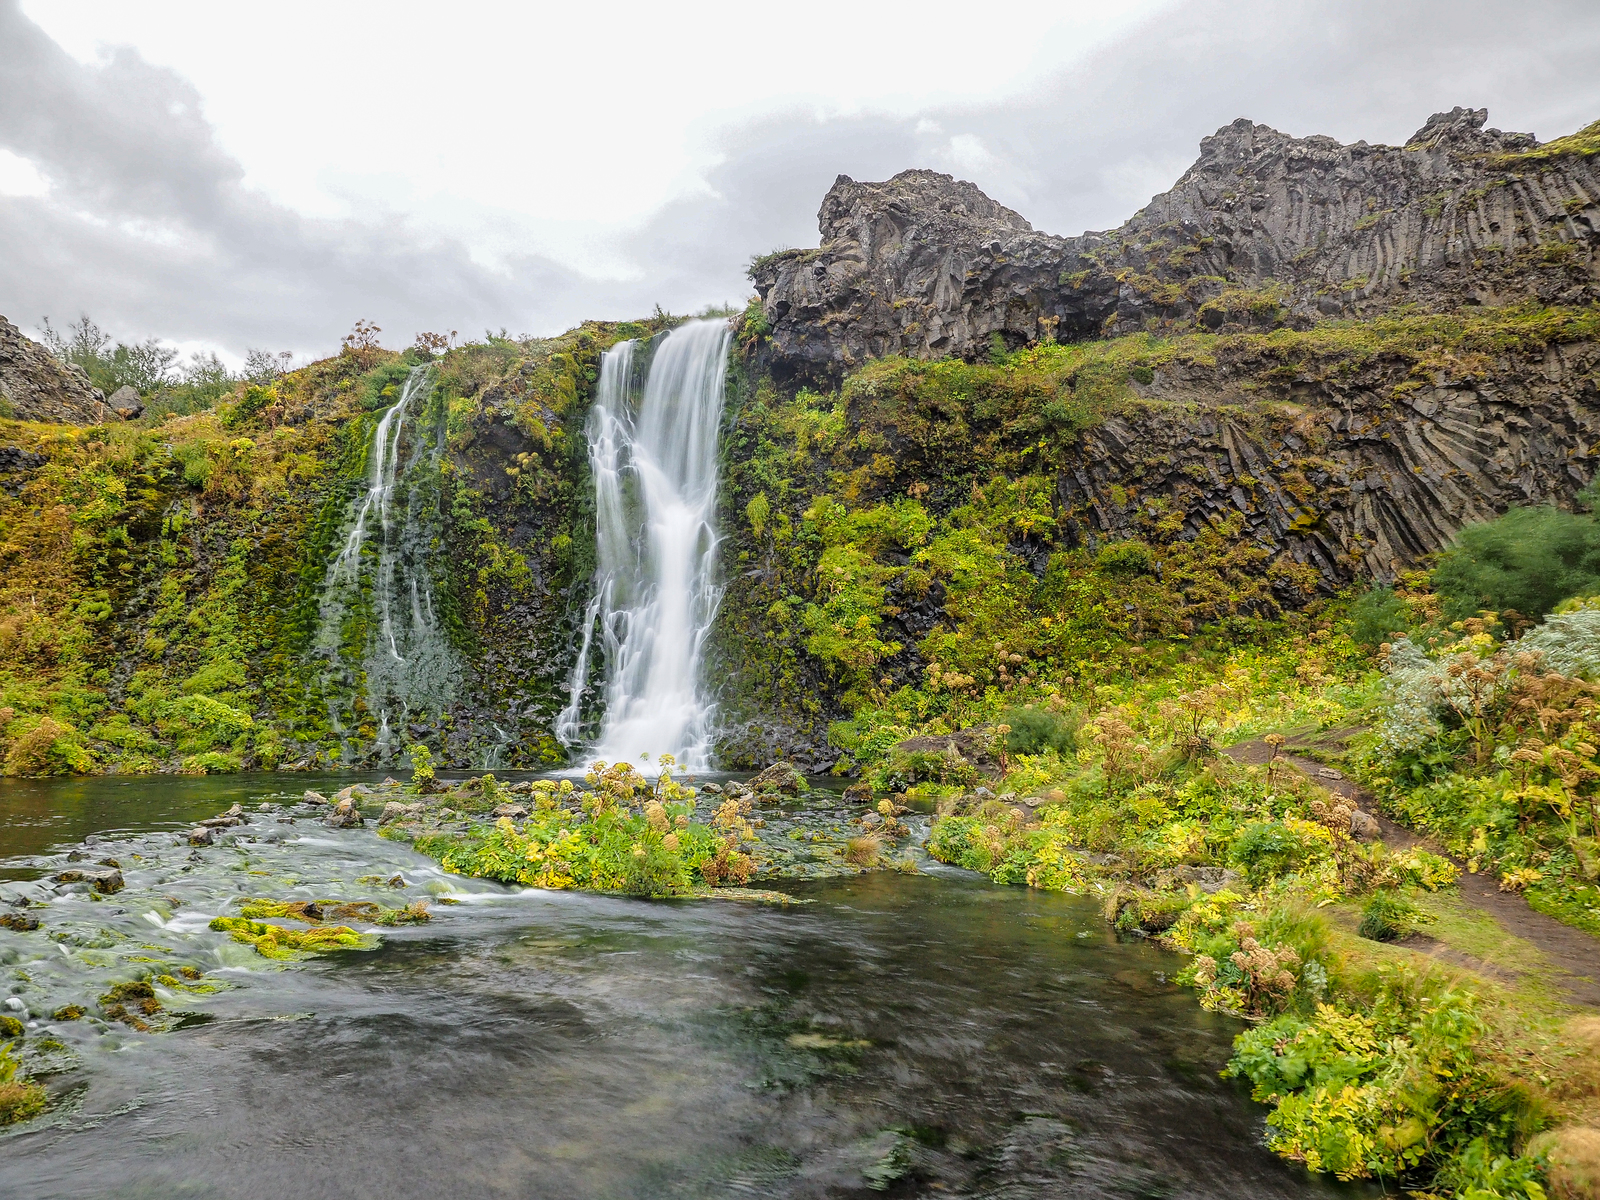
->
1, 0, 1598, 364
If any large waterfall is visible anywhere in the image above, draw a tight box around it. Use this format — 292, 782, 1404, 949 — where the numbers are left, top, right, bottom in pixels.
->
312, 364, 461, 759
558, 318, 732, 771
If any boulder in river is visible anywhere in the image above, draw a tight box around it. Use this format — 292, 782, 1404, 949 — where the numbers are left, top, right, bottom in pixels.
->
378, 802, 424, 826
52, 866, 124, 894
491, 803, 529, 819
748, 762, 807, 795
324, 798, 364, 828
187, 827, 214, 846
302, 790, 328, 805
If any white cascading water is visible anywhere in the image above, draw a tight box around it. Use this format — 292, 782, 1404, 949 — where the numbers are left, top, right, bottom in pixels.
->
557, 318, 732, 771
313, 365, 461, 758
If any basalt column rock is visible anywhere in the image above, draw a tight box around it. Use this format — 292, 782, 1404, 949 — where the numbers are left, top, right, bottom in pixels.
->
753, 108, 1600, 377
0, 314, 116, 424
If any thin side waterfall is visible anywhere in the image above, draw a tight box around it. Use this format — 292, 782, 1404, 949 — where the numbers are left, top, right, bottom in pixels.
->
312, 365, 461, 760
558, 318, 732, 771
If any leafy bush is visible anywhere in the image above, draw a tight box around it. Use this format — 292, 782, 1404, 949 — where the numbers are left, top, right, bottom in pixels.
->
1351, 584, 1412, 649
1227, 989, 1542, 1188
1516, 601, 1600, 678
2, 715, 95, 776
1231, 820, 1328, 886
1095, 539, 1153, 576
1001, 705, 1082, 755
1433, 506, 1600, 621
155, 694, 253, 753
1358, 889, 1430, 942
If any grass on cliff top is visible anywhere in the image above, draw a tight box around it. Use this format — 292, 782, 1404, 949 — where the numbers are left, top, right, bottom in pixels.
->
1490, 118, 1600, 165
1020, 301, 1600, 383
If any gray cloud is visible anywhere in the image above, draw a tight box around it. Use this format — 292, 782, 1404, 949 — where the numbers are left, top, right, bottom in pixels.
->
1, 0, 1598, 358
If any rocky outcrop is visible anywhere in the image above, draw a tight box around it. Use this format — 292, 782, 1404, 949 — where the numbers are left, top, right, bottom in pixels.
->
1056, 338, 1600, 588
753, 108, 1600, 376
0, 315, 116, 424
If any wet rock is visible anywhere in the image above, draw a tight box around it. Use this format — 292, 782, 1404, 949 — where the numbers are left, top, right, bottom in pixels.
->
198, 816, 242, 829
302, 790, 329, 805
378, 802, 424, 826
186, 826, 214, 846
52, 866, 124, 894
0, 912, 40, 931
491, 803, 529, 819
724, 782, 752, 800
843, 781, 873, 803
699, 782, 724, 795
324, 798, 364, 828
749, 761, 807, 795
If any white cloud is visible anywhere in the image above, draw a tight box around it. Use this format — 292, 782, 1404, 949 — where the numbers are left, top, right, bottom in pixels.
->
1, 0, 1597, 359
0, 147, 47, 196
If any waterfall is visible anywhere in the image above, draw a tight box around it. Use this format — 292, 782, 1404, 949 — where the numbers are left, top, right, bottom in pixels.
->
312, 365, 461, 760
558, 318, 732, 771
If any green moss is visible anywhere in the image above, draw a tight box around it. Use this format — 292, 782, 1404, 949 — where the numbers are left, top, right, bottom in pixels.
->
1491, 119, 1600, 165
0, 1042, 46, 1127
208, 916, 380, 960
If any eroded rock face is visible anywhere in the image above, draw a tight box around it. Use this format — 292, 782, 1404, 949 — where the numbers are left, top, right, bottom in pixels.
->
753, 108, 1600, 376
0, 315, 116, 424
1055, 340, 1600, 588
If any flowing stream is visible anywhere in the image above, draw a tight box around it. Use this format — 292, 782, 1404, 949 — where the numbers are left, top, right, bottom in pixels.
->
559, 319, 733, 771
312, 366, 461, 761
0, 774, 1367, 1200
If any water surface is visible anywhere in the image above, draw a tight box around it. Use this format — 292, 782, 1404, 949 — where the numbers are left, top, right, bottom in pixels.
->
0, 774, 1360, 1199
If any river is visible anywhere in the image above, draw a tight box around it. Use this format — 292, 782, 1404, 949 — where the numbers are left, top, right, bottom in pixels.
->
0, 773, 1365, 1199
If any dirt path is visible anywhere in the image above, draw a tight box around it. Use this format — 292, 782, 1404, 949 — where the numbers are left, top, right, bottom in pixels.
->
1225, 739, 1600, 1009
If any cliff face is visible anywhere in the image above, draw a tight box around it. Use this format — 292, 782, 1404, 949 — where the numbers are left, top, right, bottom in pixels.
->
0, 315, 115, 424
752, 108, 1600, 376
1055, 337, 1600, 587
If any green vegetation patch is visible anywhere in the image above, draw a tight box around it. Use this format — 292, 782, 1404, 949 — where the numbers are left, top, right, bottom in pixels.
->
207, 916, 379, 960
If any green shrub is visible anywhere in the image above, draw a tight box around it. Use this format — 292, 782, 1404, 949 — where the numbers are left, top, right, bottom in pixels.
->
1231, 821, 1322, 886
1095, 540, 1153, 576
155, 694, 253, 753
1433, 506, 1600, 621
407, 743, 435, 789
1350, 584, 1412, 648
1358, 889, 1428, 942
1001, 705, 1082, 755
622, 839, 690, 897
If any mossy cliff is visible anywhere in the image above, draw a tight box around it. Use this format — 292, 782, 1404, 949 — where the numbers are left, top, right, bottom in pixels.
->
709, 302, 1600, 768
2, 106, 1598, 788
0, 319, 669, 775
711, 107, 1600, 767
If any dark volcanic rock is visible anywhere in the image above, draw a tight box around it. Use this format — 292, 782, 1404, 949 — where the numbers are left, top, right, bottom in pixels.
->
753, 108, 1600, 376
52, 866, 124, 894
0, 314, 116, 424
